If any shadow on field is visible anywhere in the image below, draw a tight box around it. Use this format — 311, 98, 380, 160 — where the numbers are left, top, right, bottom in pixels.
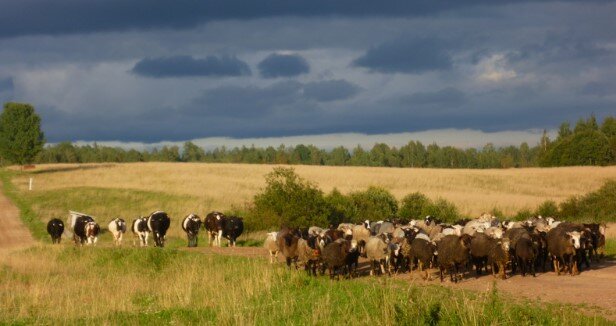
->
31, 164, 116, 175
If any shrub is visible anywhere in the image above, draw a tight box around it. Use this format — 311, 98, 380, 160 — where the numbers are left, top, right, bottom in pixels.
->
399, 192, 430, 219
535, 200, 559, 218
250, 167, 329, 229
324, 188, 354, 226
348, 186, 398, 223
422, 198, 459, 223
512, 208, 533, 221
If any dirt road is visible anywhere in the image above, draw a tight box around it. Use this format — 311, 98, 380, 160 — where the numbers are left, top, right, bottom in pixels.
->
0, 185, 34, 249
188, 245, 616, 321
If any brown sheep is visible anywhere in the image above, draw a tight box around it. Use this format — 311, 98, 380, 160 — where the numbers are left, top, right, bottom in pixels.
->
436, 234, 472, 283
321, 239, 352, 279
469, 233, 493, 276
276, 227, 301, 268
409, 237, 437, 280
297, 236, 321, 276
547, 227, 582, 276
515, 237, 537, 277
487, 238, 511, 280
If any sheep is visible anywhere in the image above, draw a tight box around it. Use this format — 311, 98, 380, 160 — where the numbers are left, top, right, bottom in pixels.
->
365, 236, 391, 276
547, 227, 581, 276
469, 233, 493, 276
276, 227, 301, 268
515, 237, 538, 277
321, 239, 352, 279
487, 238, 511, 280
297, 236, 322, 276
409, 237, 437, 280
308, 226, 325, 237
263, 232, 280, 264
352, 224, 371, 255
345, 240, 361, 277
484, 227, 503, 239
436, 234, 472, 283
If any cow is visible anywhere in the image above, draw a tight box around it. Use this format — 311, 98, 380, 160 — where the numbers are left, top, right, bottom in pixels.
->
47, 218, 64, 244
84, 221, 100, 245
108, 218, 127, 246
132, 217, 150, 246
204, 211, 225, 247
182, 213, 202, 247
147, 211, 171, 247
72, 214, 96, 245
223, 216, 244, 247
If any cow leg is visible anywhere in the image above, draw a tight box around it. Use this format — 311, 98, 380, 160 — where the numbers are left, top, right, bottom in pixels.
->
217, 230, 223, 247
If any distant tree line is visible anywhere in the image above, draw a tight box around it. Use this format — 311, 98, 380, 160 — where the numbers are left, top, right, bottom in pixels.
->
33, 114, 616, 168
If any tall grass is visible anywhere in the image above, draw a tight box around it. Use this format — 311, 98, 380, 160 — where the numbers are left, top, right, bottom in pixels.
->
0, 246, 609, 325
11, 163, 616, 217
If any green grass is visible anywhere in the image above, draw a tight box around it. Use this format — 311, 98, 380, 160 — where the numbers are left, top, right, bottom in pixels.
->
606, 238, 616, 260
0, 246, 611, 325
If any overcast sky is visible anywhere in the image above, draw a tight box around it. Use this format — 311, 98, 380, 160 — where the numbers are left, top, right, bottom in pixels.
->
0, 0, 614, 149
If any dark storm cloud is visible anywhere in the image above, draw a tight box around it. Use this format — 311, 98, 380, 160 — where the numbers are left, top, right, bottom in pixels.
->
352, 38, 453, 74
395, 87, 467, 108
0, 0, 594, 39
303, 80, 360, 102
258, 54, 310, 78
131, 55, 251, 78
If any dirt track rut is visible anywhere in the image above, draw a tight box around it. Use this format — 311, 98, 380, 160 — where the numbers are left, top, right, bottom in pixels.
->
0, 185, 34, 249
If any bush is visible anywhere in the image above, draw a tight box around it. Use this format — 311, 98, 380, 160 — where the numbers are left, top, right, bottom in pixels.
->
324, 188, 354, 226
250, 167, 329, 229
560, 180, 616, 222
535, 200, 559, 218
348, 186, 398, 223
399, 192, 430, 219
512, 208, 533, 221
422, 198, 459, 223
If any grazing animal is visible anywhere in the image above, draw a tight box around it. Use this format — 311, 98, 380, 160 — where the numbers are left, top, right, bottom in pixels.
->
515, 237, 538, 277
470, 233, 493, 276
321, 239, 352, 279
351, 224, 371, 255
487, 238, 511, 280
298, 236, 322, 276
204, 211, 226, 247
409, 237, 437, 280
182, 214, 202, 247
222, 216, 244, 247
147, 211, 171, 247
108, 218, 127, 246
264, 232, 280, 263
47, 218, 64, 244
277, 227, 301, 268
436, 234, 472, 283
547, 227, 582, 276
365, 236, 391, 276
84, 221, 100, 245
132, 217, 150, 246
72, 214, 95, 245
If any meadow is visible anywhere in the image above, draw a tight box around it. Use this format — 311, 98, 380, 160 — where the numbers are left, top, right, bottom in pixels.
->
1, 163, 616, 324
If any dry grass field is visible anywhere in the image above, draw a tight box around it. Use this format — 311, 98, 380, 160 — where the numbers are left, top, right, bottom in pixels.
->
11, 162, 616, 217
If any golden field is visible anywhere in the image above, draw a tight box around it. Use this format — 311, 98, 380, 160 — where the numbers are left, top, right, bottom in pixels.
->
12, 162, 616, 217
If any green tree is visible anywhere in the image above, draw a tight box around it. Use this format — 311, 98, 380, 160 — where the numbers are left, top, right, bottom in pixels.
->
0, 102, 46, 166
182, 141, 206, 162
348, 186, 398, 223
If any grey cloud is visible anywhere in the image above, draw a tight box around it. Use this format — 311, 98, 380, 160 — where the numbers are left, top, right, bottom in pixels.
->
397, 87, 467, 108
352, 38, 452, 74
303, 80, 360, 102
0, 1, 588, 39
258, 53, 310, 78
131, 55, 251, 78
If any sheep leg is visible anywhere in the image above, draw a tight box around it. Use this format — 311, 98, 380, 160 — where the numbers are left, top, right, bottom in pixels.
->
553, 258, 560, 276
499, 262, 506, 280
531, 259, 536, 277
519, 257, 526, 277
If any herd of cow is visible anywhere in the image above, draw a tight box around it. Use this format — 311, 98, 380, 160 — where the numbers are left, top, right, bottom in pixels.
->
264, 215, 608, 282
45, 210, 244, 248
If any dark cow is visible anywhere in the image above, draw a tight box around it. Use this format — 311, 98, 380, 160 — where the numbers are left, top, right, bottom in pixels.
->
132, 217, 150, 246
222, 216, 244, 247
147, 211, 171, 247
47, 218, 64, 244
204, 211, 225, 247
182, 213, 202, 247
72, 214, 95, 245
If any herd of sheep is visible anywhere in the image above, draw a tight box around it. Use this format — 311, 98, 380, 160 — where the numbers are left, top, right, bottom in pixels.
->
264, 215, 607, 281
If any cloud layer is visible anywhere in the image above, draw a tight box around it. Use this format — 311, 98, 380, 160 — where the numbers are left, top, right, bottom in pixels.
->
131, 55, 251, 78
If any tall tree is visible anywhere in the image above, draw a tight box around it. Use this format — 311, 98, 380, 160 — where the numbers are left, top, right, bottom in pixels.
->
0, 102, 45, 166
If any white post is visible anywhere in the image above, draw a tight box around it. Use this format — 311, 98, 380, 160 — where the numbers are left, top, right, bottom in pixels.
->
29, 177, 33, 191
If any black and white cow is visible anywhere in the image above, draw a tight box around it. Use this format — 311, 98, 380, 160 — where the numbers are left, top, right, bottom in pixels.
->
108, 218, 127, 246
147, 211, 171, 247
132, 217, 150, 246
47, 218, 64, 244
223, 216, 244, 247
72, 214, 97, 245
182, 213, 202, 247
204, 211, 225, 247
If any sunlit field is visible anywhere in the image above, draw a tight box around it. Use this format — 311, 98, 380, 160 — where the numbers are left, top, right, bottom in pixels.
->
13, 162, 616, 214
